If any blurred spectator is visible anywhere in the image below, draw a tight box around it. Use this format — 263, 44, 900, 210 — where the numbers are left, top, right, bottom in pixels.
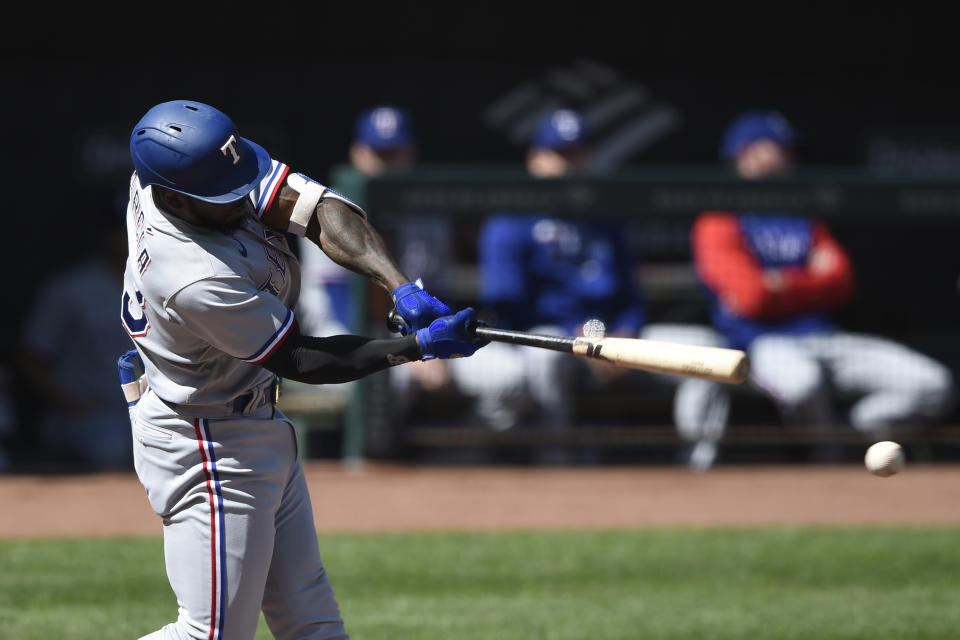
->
17, 192, 134, 471
348, 104, 417, 176
351, 104, 455, 305
462, 109, 642, 451
691, 110, 956, 455
396, 108, 725, 464
297, 104, 453, 336
291, 105, 457, 442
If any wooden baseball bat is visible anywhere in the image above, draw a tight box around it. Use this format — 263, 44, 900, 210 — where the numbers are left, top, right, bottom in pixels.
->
387, 310, 749, 384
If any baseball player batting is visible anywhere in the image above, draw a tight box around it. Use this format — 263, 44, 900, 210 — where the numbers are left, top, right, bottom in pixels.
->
118, 100, 484, 640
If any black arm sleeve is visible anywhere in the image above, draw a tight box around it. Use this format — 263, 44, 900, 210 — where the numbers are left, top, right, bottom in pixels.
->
260, 325, 422, 384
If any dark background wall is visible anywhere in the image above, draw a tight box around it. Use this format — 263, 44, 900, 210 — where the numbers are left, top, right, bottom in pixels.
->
2, 5, 960, 468
3, 5, 959, 349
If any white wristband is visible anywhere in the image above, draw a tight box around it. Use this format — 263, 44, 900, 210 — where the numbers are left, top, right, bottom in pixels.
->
121, 376, 147, 404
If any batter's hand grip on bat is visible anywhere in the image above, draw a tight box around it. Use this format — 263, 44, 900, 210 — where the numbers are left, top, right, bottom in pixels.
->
386, 308, 410, 335
388, 308, 485, 337
386, 310, 748, 383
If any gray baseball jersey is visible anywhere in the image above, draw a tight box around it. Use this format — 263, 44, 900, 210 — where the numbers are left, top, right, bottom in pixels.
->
124, 161, 351, 639
122, 161, 297, 409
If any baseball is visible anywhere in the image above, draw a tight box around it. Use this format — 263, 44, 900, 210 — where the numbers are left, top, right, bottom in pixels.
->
864, 441, 905, 477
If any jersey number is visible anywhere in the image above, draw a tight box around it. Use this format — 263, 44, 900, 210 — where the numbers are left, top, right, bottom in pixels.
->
122, 288, 150, 337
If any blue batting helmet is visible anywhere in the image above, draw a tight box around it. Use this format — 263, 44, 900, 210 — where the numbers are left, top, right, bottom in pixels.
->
720, 110, 796, 160
130, 100, 272, 204
354, 105, 415, 150
531, 109, 589, 150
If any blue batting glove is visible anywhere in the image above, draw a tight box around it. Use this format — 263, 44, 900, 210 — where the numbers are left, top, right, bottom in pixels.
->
391, 280, 452, 335
118, 349, 145, 407
416, 308, 484, 360
117, 349, 144, 384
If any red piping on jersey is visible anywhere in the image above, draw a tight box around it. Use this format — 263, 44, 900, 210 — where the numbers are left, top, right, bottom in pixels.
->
248, 317, 296, 365
245, 312, 296, 365
260, 165, 290, 218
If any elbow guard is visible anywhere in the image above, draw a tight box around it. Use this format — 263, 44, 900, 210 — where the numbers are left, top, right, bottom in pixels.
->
285, 173, 367, 237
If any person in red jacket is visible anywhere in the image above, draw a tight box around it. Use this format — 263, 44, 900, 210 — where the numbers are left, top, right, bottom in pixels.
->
692, 110, 955, 446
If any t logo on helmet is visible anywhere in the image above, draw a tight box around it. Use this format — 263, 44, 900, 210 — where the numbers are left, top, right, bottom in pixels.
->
220, 134, 241, 165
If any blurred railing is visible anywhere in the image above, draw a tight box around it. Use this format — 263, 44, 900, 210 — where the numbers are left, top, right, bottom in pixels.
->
333, 163, 960, 219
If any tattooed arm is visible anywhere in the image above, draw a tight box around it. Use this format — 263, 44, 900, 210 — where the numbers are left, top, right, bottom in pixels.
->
264, 184, 409, 293
262, 181, 452, 335
308, 197, 408, 293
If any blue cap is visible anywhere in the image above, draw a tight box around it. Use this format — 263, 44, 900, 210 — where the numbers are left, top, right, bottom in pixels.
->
721, 110, 795, 159
130, 100, 272, 204
354, 105, 414, 150
531, 109, 589, 150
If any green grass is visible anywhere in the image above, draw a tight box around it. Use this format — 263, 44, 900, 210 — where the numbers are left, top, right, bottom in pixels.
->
1, 528, 959, 639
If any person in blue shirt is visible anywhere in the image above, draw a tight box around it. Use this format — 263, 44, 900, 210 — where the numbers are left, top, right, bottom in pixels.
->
391, 108, 728, 466
468, 111, 639, 438
481, 110, 644, 404
446, 109, 727, 465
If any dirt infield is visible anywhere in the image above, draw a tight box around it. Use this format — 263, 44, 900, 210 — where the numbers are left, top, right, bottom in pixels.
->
1, 462, 958, 537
